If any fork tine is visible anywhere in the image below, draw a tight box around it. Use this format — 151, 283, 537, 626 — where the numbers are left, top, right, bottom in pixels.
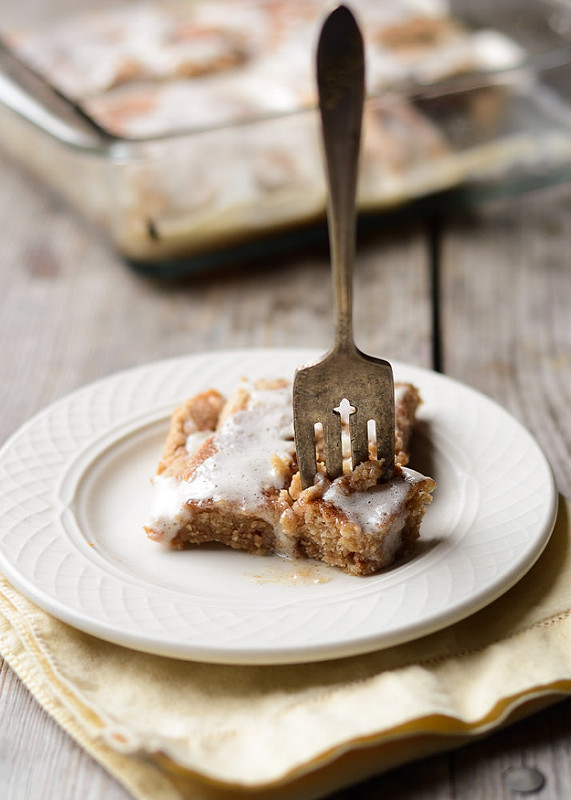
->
323, 411, 343, 481
349, 408, 369, 469
293, 409, 318, 489
372, 404, 395, 475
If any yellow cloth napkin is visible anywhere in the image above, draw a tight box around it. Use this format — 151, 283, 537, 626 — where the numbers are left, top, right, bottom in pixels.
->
1, 497, 571, 800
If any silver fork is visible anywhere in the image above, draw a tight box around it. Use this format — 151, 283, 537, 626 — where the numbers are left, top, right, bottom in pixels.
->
293, 4, 395, 489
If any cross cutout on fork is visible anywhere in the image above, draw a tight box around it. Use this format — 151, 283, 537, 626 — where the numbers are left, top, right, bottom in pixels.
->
333, 398, 356, 421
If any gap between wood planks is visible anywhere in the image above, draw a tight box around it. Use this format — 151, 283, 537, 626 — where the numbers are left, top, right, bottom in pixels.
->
428, 217, 444, 375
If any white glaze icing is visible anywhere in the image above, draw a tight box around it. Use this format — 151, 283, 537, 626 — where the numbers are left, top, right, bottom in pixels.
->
148, 473, 194, 541
149, 381, 295, 542
394, 384, 410, 405
185, 429, 212, 455
182, 382, 295, 503
323, 467, 426, 535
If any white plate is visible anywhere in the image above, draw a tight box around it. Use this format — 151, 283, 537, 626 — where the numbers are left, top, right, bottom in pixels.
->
0, 349, 558, 664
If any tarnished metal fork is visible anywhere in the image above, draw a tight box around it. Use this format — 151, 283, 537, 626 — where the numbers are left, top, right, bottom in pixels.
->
293, 4, 395, 489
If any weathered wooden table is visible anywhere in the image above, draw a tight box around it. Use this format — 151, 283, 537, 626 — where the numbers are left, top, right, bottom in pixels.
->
1, 0, 571, 793
1, 141, 570, 798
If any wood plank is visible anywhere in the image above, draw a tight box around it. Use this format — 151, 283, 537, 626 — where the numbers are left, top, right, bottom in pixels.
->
329, 697, 571, 799
0, 162, 433, 437
439, 184, 571, 498
434, 183, 571, 800
0, 661, 127, 800
449, 698, 571, 800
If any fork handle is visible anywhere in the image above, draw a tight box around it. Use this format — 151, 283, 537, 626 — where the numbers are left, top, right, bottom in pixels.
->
317, 5, 365, 351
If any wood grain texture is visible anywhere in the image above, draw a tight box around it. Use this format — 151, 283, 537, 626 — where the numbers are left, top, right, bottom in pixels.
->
0, 661, 126, 800
439, 184, 571, 497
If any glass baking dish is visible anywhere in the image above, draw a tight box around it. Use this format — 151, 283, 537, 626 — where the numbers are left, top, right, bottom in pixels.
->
2, 0, 571, 277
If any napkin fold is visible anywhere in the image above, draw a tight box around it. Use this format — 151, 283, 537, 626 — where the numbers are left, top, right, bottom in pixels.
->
1, 497, 570, 800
